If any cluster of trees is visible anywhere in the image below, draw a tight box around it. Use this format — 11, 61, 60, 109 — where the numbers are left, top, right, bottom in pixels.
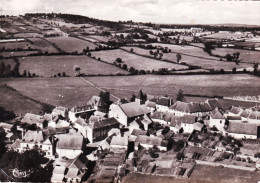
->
53, 72, 69, 77
0, 106, 15, 121
225, 52, 240, 62
0, 59, 21, 78
43, 33, 60, 37
149, 50, 163, 59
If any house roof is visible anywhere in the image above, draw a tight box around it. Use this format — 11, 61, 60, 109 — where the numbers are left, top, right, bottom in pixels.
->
210, 108, 225, 119
169, 101, 200, 113
22, 130, 44, 143
156, 97, 172, 107
21, 113, 44, 125
116, 98, 129, 105
53, 166, 66, 174
194, 122, 204, 131
56, 120, 70, 128
181, 115, 196, 124
53, 106, 68, 112
56, 134, 83, 150
69, 153, 87, 171
0, 123, 13, 129
199, 102, 212, 112
119, 102, 150, 118
43, 138, 52, 145
150, 111, 164, 120
87, 96, 107, 107
229, 106, 242, 115
227, 116, 241, 121
135, 135, 168, 147
140, 114, 152, 125
8, 139, 21, 149
70, 105, 93, 113
110, 136, 128, 147
43, 113, 52, 121
169, 116, 183, 127
145, 100, 156, 108
240, 109, 252, 118
248, 111, 260, 120
89, 118, 119, 130
228, 121, 258, 135
65, 168, 79, 179
206, 99, 222, 110
131, 129, 147, 136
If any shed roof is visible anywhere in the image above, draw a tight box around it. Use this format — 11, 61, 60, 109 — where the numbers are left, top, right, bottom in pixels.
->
119, 102, 150, 118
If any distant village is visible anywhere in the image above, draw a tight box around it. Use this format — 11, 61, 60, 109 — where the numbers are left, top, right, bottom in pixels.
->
1, 90, 260, 182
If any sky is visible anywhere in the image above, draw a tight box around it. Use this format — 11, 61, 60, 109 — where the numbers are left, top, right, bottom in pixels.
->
1, 0, 260, 25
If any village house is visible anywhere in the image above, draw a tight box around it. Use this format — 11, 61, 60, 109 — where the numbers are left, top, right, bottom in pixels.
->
155, 96, 174, 112
247, 111, 260, 124
86, 117, 120, 143
20, 130, 45, 151
145, 100, 156, 115
180, 115, 197, 133
227, 121, 259, 139
228, 106, 243, 116
110, 136, 128, 149
240, 109, 252, 122
87, 96, 108, 113
51, 106, 68, 119
169, 101, 201, 116
108, 102, 150, 126
209, 108, 225, 131
0, 122, 13, 133
135, 135, 168, 151
150, 111, 167, 125
21, 113, 45, 129
68, 105, 95, 122
71, 117, 87, 138
55, 134, 84, 159
42, 138, 54, 158
51, 166, 66, 183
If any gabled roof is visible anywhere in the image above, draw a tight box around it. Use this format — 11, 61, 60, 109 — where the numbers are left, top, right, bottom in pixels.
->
21, 113, 44, 125
22, 130, 44, 143
65, 168, 79, 179
88, 118, 119, 130
156, 97, 172, 107
0, 123, 13, 129
119, 102, 150, 118
199, 102, 212, 112
87, 96, 107, 107
229, 106, 242, 115
228, 121, 258, 135
110, 136, 128, 147
56, 134, 83, 150
89, 115, 105, 123
248, 111, 260, 120
181, 115, 196, 124
194, 122, 204, 131
205, 99, 222, 110
150, 111, 164, 120
70, 105, 94, 113
169, 101, 200, 113
43, 138, 52, 145
135, 135, 168, 147
210, 108, 225, 119
131, 129, 147, 136
43, 113, 52, 121
226, 116, 241, 121
169, 116, 183, 127
145, 100, 156, 108
8, 139, 21, 149
240, 109, 252, 118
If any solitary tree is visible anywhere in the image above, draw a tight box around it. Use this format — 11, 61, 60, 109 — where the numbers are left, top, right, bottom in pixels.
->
115, 58, 122, 63
176, 53, 182, 63
176, 89, 185, 102
73, 65, 81, 76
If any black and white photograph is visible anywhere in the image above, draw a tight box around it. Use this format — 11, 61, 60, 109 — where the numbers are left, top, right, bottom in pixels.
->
0, 0, 260, 182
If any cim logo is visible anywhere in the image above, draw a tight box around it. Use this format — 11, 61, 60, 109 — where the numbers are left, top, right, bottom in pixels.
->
10, 168, 32, 178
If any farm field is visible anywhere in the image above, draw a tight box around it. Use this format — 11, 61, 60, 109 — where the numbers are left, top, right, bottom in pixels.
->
211, 48, 260, 63
169, 35, 194, 42
205, 32, 248, 39
0, 77, 101, 111
39, 18, 94, 28
16, 55, 128, 77
28, 38, 59, 53
46, 36, 97, 52
13, 32, 43, 38
191, 165, 260, 183
1, 74, 260, 115
149, 43, 219, 60
90, 49, 188, 71
0, 84, 51, 115
0, 41, 34, 50
0, 51, 39, 57
86, 74, 260, 99
87, 35, 110, 42
122, 46, 253, 70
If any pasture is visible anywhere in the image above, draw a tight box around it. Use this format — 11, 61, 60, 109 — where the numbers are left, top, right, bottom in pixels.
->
0, 41, 34, 50
211, 48, 260, 64
46, 36, 97, 52
28, 38, 59, 53
87, 35, 111, 42
0, 51, 39, 57
122, 46, 253, 70
0, 77, 102, 110
90, 49, 188, 71
17, 55, 128, 77
13, 32, 43, 38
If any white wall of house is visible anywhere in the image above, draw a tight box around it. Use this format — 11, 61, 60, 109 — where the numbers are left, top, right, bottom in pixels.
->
20, 142, 35, 151
151, 118, 168, 125
209, 118, 225, 131
110, 145, 128, 149
86, 126, 94, 143
247, 118, 260, 124
56, 149, 82, 159
181, 123, 194, 133
42, 144, 53, 158
68, 111, 78, 122
156, 105, 169, 112
228, 133, 257, 140
109, 105, 128, 126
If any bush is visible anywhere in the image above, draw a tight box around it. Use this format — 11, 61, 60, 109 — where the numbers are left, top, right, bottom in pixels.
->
176, 152, 185, 160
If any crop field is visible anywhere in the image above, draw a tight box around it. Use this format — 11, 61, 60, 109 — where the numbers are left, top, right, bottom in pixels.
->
149, 43, 218, 60
78, 35, 98, 43
13, 32, 43, 38
87, 35, 110, 42
205, 32, 248, 39
0, 77, 102, 111
28, 38, 59, 53
90, 49, 188, 71
191, 165, 260, 183
46, 36, 97, 52
211, 48, 260, 63
122, 46, 253, 70
39, 18, 93, 28
0, 51, 39, 57
169, 35, 194, 42
86, 74, 260, 98
0, 41, 34, 50
17, 55, 128, 77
